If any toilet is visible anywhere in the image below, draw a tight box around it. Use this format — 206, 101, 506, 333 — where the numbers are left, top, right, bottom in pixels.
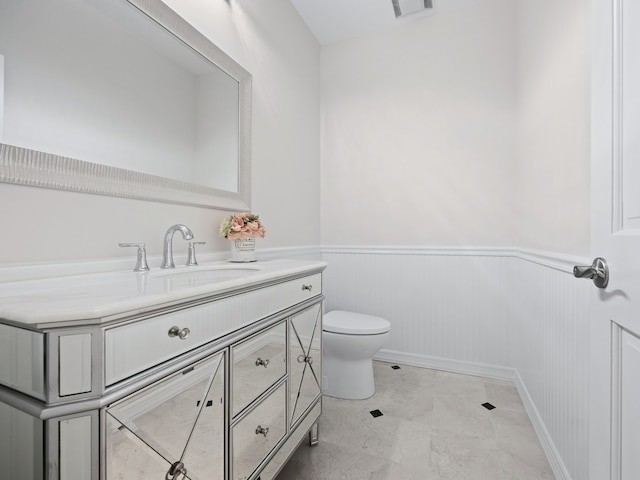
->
322, 310, 391, 400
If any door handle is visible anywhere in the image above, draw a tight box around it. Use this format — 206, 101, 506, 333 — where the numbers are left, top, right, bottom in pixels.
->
573, 257, 609, 288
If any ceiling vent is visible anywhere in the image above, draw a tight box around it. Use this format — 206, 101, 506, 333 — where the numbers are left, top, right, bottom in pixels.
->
392, 0, 433, 18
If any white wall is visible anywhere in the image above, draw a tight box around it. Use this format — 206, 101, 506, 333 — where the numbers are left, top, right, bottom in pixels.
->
321, 0, 517, 247
0, 0, 321, 265
515, 0, 591, 255
320, 0, 591, 256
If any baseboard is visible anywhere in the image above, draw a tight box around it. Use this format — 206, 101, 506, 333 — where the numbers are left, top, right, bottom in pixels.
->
374, 348, 571, 480
512, 369, 572, 480
374, 348, 515, 381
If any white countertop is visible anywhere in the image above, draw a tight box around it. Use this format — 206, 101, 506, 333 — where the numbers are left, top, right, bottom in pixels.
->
0, 259, 327, 327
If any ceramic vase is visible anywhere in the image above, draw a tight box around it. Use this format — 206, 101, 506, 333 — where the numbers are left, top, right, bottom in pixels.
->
230, 237, 257, 262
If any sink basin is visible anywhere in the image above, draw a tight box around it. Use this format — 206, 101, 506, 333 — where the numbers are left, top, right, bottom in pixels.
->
150, 264, 265, 282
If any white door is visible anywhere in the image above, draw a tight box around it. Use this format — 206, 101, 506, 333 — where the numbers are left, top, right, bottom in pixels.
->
590, 1, 640, 479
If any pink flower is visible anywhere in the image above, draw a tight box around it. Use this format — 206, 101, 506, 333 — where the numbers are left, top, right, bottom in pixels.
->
230, 217, 245, 231
219, 212, 266, 240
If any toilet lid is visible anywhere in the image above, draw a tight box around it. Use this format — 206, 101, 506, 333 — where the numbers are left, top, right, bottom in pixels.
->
323, 310, 391, 335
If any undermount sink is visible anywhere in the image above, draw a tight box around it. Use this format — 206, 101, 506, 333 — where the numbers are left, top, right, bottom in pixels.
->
150, 263, 265, 281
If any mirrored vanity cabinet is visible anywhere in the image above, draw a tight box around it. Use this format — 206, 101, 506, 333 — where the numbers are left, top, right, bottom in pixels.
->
0, 259, 326, 480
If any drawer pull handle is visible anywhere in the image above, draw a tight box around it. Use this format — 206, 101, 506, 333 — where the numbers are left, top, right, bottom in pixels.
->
302, 284, 313, 292
168, 326, 191, 340
255, 357, 270, 368
165, 461, 187, 480
255, 425, 270, 437
297, 354, 313, 365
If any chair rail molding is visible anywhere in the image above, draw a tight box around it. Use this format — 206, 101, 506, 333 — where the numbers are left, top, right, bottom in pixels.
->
321, 245, 590, 274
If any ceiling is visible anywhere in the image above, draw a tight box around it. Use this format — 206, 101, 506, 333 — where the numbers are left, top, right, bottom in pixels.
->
289, 0, 482, 45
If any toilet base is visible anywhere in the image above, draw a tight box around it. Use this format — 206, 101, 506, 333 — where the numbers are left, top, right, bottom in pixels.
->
322, 356, 376, 400
322, 311, 390, 401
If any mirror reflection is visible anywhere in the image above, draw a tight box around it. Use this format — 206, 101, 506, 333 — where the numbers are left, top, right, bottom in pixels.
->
0, 0, 251, 208
106, 352, 225, 480
290, 304, 322, 426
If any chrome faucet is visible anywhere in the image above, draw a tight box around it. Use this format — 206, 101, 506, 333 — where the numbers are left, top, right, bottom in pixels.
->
119, 242, 150, 272
161, 224, 194, 269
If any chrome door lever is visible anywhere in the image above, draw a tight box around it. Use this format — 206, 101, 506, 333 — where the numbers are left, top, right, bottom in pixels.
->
573, 257, 609, 288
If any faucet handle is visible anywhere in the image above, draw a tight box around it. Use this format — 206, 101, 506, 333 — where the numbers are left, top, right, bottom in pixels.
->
186, 241, 206, 266
119, 243, 150, 272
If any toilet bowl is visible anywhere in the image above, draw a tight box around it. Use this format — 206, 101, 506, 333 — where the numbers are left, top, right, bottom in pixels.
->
322, 310, 391, 400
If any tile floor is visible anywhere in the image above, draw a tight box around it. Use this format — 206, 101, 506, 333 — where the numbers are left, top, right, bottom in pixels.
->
276, 361, 555, 480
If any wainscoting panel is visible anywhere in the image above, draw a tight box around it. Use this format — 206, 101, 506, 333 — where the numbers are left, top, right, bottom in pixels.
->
513, 257, 591, 480
322, 249, 515, 368
322, 247, 591, 480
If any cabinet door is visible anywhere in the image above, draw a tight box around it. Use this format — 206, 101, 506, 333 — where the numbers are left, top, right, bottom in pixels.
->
289, 303, 322, 427
105, 351, 225, 480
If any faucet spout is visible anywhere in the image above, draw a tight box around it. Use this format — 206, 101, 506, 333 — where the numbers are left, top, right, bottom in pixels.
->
161, 224, 194, 269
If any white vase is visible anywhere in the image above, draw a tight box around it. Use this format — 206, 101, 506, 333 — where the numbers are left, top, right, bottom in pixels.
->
229, 237, 257, 262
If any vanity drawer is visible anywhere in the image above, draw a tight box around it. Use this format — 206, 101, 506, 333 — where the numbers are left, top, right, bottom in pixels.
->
232, 321, 286, 417
105, 274, 321, 386
232, 382, 287, 480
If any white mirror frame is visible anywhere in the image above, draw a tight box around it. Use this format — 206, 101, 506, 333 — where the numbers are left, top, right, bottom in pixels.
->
0, 0, 251, 211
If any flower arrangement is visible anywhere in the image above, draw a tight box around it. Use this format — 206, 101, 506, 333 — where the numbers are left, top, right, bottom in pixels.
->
219, 212, 266, 241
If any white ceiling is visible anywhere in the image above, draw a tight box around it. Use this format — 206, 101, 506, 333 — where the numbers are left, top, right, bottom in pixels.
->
289, 0, 482, 45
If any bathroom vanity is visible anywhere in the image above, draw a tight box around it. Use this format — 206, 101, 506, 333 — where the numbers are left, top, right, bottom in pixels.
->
0, 259, 326, 480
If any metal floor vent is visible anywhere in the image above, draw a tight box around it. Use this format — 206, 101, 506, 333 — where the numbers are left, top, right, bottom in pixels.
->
392, 0, 434, 18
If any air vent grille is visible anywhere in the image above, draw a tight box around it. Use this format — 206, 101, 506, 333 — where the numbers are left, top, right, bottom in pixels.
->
392, 0, 434, 18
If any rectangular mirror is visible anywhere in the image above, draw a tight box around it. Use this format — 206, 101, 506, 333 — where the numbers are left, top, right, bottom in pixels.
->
0, 0, 251, 210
